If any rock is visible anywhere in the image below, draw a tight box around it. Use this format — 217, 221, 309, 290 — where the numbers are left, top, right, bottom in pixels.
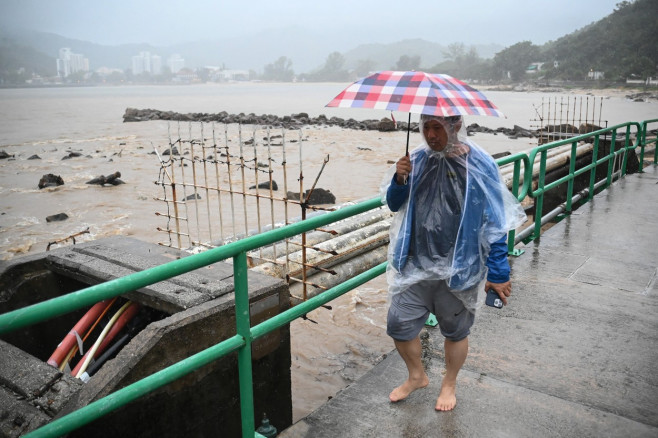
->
62, 151, 83, 160
38, 174, 64, 189
378, 117, 396, 132
162, 146, 180, 156
28, 154, 41, 160
0, 151, 13, 159
249, 181, 278, 191
86, 171, 124, 186
46, 213, 69, 222
579, 123, 603, 134
492, 151, 511, 159
287, 188, 336, 205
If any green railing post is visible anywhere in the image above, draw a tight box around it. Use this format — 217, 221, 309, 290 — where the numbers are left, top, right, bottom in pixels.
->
606, 129, 617, 187
507, 159, 524, 256
566, 140, 577, 213
234, 251, 256, 438
621, 125, 632, 177
533, 149, 548, 239
588, 134, 600, 201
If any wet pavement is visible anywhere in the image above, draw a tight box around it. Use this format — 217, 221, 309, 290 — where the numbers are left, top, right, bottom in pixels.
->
280, 165, 658, 438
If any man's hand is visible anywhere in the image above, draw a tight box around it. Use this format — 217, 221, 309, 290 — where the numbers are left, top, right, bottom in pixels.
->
395, 155, 411, 184
484, 280, 512, 305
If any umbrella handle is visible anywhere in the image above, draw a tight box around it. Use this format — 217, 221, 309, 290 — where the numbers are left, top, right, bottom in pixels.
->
405, 113, 411, 156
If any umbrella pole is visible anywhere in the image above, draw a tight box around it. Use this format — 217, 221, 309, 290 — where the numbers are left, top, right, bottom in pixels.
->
405, 113, 411, 156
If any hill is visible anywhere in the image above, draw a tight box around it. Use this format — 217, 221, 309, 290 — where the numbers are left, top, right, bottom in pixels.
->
540, 0, 658, 81
341, 39, 502, 72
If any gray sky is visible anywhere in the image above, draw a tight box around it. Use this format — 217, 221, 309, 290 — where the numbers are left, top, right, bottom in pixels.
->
1, 0, 623, 48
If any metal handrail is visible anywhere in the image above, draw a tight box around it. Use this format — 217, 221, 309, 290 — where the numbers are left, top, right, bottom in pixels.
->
495, 152, 532, 256
638, 118, 658, 168
522, 122, 642, 241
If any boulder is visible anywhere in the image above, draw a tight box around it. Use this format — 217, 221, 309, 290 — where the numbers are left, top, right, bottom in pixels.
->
286, 188, 336, 205
62, 152, 83, 160
86, 172, 124, 186
378, 118, 396, 132
38, 174, 64, 189
249, 181, 279, 191
46, 213, 69, 222
579, 123, 604, 134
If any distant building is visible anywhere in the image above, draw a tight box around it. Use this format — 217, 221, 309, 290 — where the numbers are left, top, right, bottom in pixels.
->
206, 67, 250, 82
167, 54, 185, 74
526, 62, 545, 74
132, 51, 162, 75
151, 55, 162, 75
173, 68, 198, 84
587, 70, 605, 80
56, 48, 89, 77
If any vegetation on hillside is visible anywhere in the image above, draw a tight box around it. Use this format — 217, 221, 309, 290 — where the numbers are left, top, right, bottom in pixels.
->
303, 0, 657, 84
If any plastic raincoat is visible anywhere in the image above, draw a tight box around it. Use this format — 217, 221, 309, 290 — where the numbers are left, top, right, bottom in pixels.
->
381, 116, 527, 312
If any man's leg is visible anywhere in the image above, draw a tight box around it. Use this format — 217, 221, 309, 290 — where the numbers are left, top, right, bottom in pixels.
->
389, 336, 429, 402
435, 336, 468, 411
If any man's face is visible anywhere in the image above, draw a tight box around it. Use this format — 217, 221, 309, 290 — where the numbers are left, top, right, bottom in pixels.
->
423, 119, 450, 151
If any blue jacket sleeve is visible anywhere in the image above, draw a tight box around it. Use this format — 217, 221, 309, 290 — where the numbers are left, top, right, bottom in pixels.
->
386, 175, 410, 212
486, 234, 510, 283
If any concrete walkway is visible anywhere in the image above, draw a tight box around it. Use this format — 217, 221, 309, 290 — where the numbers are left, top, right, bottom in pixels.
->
280, 165, 658, 438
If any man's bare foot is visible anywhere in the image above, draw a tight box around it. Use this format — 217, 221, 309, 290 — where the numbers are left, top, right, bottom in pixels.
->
435, 379, 457, 411
389, 375, 429, 402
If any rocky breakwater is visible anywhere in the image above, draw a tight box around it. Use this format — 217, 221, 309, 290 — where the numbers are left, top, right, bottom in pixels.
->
122, 108, 540, 141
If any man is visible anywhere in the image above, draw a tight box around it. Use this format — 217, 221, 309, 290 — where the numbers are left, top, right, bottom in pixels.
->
382, 114, 526, 411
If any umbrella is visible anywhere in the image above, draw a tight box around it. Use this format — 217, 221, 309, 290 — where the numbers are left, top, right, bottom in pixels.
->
326, 70, 504, 154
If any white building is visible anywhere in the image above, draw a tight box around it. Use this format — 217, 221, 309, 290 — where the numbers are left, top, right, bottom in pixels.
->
132, 51, 163, 75
167, 54, 185, 73
587, 70, 605, 80
151, 55, 162, 75
56, 48, 89, 77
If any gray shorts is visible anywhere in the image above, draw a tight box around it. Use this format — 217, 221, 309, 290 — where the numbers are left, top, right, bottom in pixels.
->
387, 279, 475, 342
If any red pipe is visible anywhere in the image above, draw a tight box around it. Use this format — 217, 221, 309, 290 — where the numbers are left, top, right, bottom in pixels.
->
47, 299, 114, 368
70, 302, 141, 377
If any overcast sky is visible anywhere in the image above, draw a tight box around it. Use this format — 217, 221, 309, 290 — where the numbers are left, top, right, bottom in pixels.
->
1, 0, 623, 48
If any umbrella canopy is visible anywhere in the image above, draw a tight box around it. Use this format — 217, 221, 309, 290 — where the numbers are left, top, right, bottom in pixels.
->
326, 70, 504, 118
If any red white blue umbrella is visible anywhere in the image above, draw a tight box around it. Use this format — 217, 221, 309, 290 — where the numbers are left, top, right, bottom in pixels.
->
326, 71, 504, 153
326, 70, 504, 118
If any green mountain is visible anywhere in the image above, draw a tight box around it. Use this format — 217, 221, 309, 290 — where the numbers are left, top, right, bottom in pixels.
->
540, 0, 658, 80
341, 39, 502, 72
0, 35, 56, 82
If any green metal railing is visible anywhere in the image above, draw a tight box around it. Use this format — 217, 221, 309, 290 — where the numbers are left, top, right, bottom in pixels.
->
0, 119, 655, 438
638, 118, 658, 169
516, 121, 647, 243
495, 152, 532, 256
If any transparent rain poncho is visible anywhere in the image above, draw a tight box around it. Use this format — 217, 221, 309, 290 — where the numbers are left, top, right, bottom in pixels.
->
380, 114, 527, 312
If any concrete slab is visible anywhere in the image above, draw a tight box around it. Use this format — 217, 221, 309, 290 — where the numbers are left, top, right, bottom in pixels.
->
281, 166, 658, 437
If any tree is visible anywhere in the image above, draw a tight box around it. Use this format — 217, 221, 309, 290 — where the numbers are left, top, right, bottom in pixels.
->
355, 59, 377, 77
442, 43, 466, 62
493, 41, 540, 81
262, 56, 294, 82
307, 52, 350, 82
394, 55, 421, 71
